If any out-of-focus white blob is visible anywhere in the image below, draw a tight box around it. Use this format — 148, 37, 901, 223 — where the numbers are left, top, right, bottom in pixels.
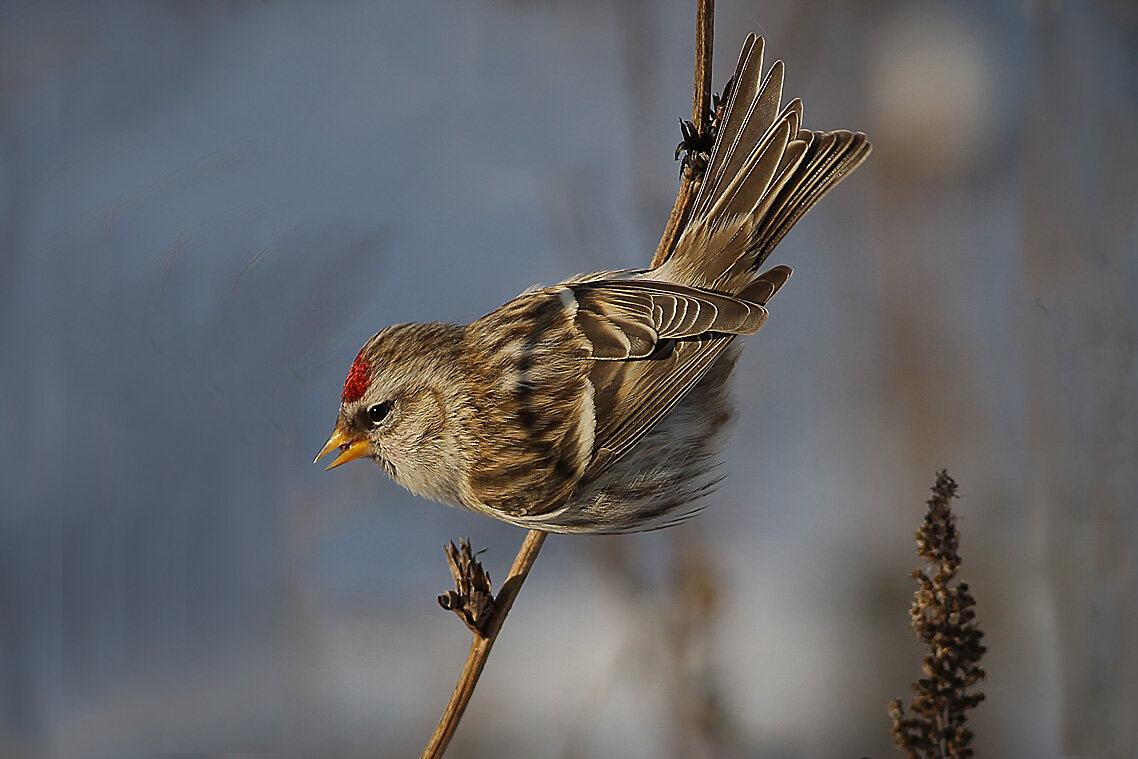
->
866, 3, 997, 179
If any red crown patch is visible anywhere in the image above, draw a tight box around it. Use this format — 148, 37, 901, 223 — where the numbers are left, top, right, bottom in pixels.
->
342, 351, 371, 403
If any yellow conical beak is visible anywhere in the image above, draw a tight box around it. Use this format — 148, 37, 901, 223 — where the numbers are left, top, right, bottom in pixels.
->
314, 427, 370, 470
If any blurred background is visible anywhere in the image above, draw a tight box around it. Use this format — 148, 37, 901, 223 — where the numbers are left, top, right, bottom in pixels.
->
2, 0, 1136, 757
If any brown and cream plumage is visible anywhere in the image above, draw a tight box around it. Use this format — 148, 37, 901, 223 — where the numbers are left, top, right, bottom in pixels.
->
315, 35, 870, 533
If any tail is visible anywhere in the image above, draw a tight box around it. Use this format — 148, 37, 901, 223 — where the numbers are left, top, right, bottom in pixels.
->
658, 35, 871, 294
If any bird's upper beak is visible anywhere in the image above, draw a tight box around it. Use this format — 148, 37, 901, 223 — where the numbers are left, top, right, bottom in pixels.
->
314, 426, 370, 470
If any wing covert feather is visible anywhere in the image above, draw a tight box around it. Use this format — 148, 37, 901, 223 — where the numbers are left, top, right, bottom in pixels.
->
571, 280, 768, 361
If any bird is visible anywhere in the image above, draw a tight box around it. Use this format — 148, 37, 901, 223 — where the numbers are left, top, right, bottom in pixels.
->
315, 34, 870, 533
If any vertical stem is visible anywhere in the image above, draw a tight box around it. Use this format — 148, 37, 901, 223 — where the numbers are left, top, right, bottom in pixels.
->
691, 0, 714, 128
651, 0, 715, 268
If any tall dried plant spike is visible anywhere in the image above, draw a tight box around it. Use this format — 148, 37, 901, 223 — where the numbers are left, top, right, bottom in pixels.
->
889, 471, 987, 759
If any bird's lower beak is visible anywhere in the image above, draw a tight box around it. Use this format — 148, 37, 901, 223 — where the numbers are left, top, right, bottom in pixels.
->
314, 428, 370, 470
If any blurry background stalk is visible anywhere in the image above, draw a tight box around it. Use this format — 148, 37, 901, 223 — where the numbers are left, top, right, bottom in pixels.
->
1020, 3, 1138, 754
1, 0, 1135, 757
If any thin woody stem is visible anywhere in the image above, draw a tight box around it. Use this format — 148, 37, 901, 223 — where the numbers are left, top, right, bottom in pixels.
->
691, 0, 715, 135
422, 2, 715, 754
419, 529, 548, 759
651, 0, 715, 267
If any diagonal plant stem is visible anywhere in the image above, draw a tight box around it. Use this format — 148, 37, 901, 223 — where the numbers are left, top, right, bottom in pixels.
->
420, 529, 547, 759
420, 2, 715, 755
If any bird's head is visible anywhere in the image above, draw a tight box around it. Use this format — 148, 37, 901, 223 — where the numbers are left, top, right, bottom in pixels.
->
314, 322, 469, 503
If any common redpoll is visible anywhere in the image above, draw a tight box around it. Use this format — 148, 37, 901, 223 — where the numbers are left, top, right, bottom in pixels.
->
315, 35, 870, 533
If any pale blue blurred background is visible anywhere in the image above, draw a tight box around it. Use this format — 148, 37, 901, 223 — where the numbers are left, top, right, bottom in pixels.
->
2, 1, 1136, 757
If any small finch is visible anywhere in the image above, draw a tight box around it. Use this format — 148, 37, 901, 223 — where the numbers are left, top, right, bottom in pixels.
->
315, 35, 870, 533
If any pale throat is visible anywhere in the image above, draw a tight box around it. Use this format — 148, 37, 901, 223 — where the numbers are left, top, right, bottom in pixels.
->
380, 387, 469, 509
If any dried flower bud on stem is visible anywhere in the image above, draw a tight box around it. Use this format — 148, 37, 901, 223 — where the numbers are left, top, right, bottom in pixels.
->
437, 539, 496, 636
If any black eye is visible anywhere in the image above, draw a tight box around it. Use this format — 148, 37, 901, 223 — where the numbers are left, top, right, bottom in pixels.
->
367, 402, 392, 426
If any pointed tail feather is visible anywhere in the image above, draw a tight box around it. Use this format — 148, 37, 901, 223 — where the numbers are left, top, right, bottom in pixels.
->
751, 129, 871, 264
738, 264, 793, 304
659, 34, 871, 294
